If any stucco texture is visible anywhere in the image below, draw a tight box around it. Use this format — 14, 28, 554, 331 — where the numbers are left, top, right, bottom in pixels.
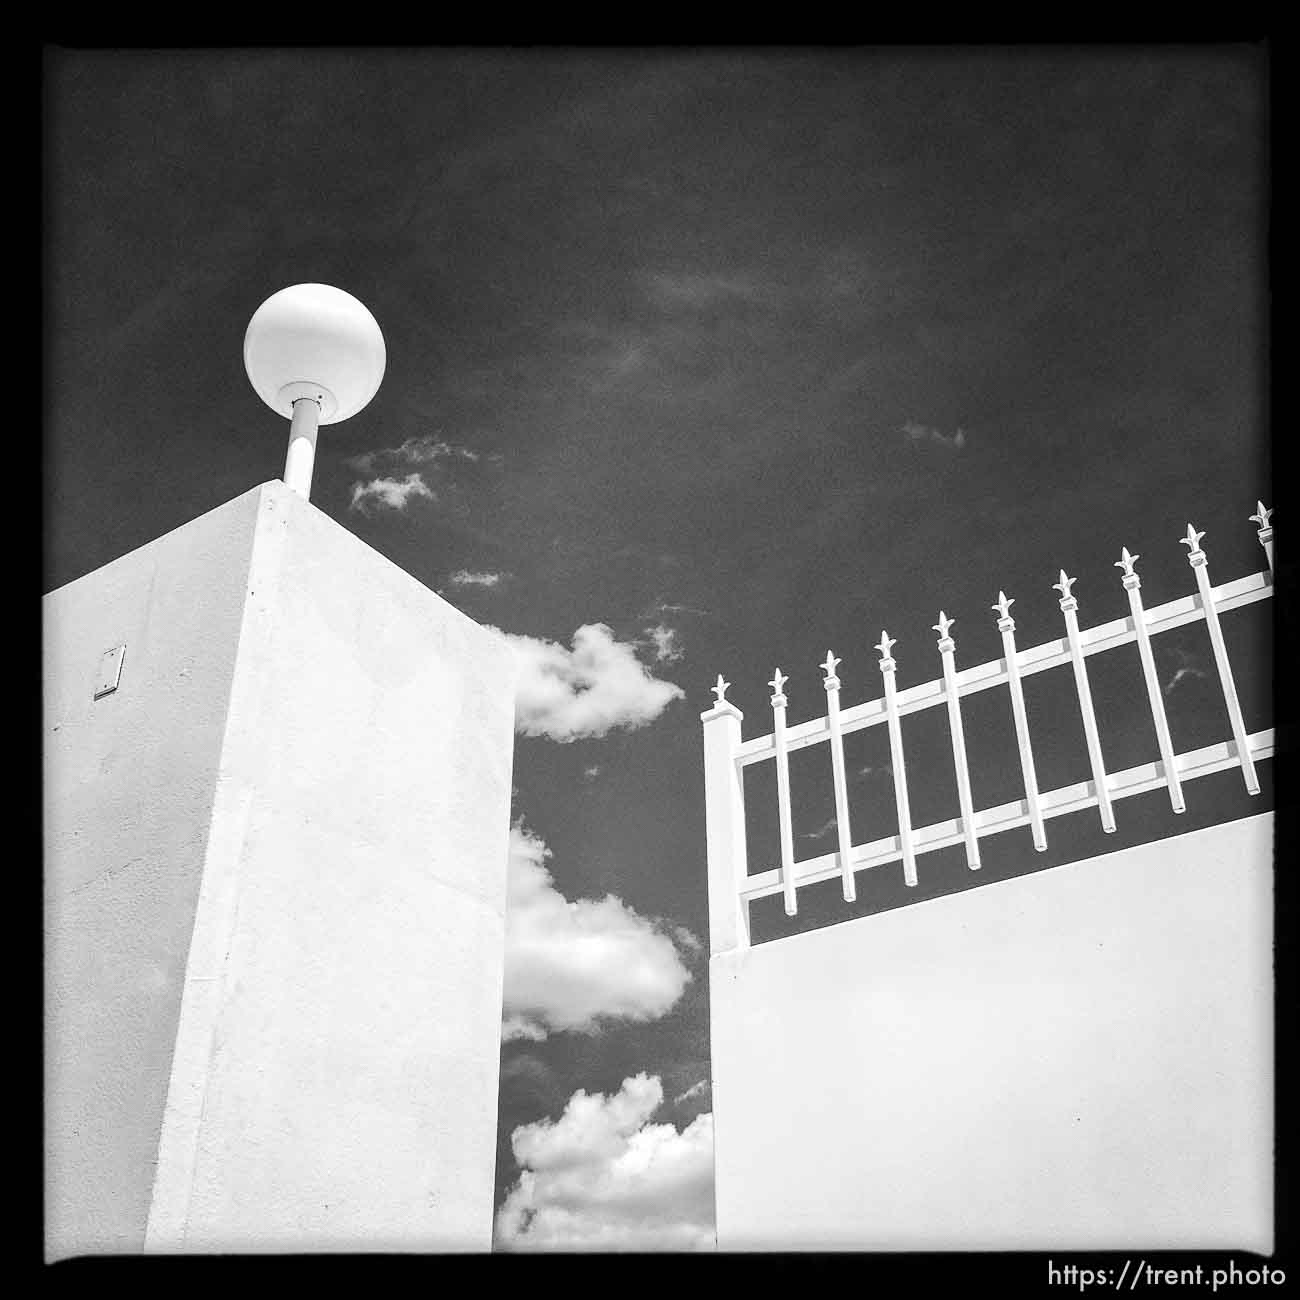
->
710, 813, 1273, 1253
45, 487, 264, 1259
46, 482, 516, 1257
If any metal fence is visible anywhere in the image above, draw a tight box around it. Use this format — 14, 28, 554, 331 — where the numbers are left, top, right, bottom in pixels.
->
701, 503, 1274, 955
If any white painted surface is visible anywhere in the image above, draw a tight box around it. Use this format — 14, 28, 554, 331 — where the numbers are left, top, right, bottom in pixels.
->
710, 814, 1273, 1252
283, 396, 320, 498
244, 283, 386, 423
45, 487, 264, 1259
46, 481, 516, 1257
700, 702, 749, 955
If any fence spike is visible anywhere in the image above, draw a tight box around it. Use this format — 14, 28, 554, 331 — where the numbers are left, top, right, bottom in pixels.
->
1052, 571, 1076, 600
711, 674, 731, 705
1115, 548, 1140, 578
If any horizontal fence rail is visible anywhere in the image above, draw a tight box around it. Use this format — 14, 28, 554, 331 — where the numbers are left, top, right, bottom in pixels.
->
738, 729, 1274, 906
700, 503, 1275, 954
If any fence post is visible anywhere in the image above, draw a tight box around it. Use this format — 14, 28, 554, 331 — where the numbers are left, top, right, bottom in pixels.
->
1250, 502, 1273, 573
702, 675, 750, 955
1054, 571, 1116, 833
934, 613, 981, 870
1183, 525, 1259, 796
769, 669, 798, 916
821, 652, 857, 902
994, 592, 1048, 852
876, 632, 918, 887
1117, 549, 1186, 814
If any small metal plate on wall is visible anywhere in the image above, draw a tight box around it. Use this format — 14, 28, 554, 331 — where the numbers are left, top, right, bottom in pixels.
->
95, 645, 126, 698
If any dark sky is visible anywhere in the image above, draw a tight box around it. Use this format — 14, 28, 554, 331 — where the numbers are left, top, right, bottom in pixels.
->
45, 47, 1271, 1247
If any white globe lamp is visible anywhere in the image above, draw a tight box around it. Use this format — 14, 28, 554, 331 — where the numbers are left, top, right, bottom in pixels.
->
243, 283, 386, 500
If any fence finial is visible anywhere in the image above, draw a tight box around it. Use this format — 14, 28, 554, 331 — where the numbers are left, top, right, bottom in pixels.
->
712, 674, 731, 705
1181, 524, 1206, 557
768, 668, 788, 703
933, 611, 955, 640
1250, 501, 1274, 571
875, 631, 896, 660
992, 591, 1015, 623
821, 651, 841, 687
1053, 571, 1077, 600
1115, 548, 1140, 579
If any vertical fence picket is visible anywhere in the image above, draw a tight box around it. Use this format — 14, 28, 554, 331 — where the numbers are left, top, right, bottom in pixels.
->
770, 669, 799, 915
1054, 572, 1116, 833
876, 632, 918, 887
1117, 549, 1185, 814
1250, 502, 1273, 573
994, 593, 1048, 851
821, 652, 857, 902
1183, 525, 1259, 796
934, 613, 980, 870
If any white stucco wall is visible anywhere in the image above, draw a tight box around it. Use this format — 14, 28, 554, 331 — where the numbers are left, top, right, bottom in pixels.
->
46, 481, 516, 1257
710, 814, 1273, 1253
45, 486, 265, 1259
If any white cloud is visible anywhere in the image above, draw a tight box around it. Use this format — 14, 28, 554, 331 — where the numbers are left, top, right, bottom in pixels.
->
655, 602, 712, 617
1162, 667, 1206, 696
348, 473, 434, 514
644, 269, 771, 309
1161, 648, 1207, 698
491, 623, 684, 742
673, 926, 702, 954
447, 569, 506, 588
802, 816, 840, 841
502, 824, 694, 1042
901, 420, 967, 451
348, 436, 485, 472
495, 1073, 716, 1252
501, 1015, 547, 1043
644, 623, 684, 664
672, 1079, 708, 1107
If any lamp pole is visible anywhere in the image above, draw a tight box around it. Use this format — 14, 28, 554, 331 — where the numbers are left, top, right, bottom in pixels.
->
284, 397, 322, 499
